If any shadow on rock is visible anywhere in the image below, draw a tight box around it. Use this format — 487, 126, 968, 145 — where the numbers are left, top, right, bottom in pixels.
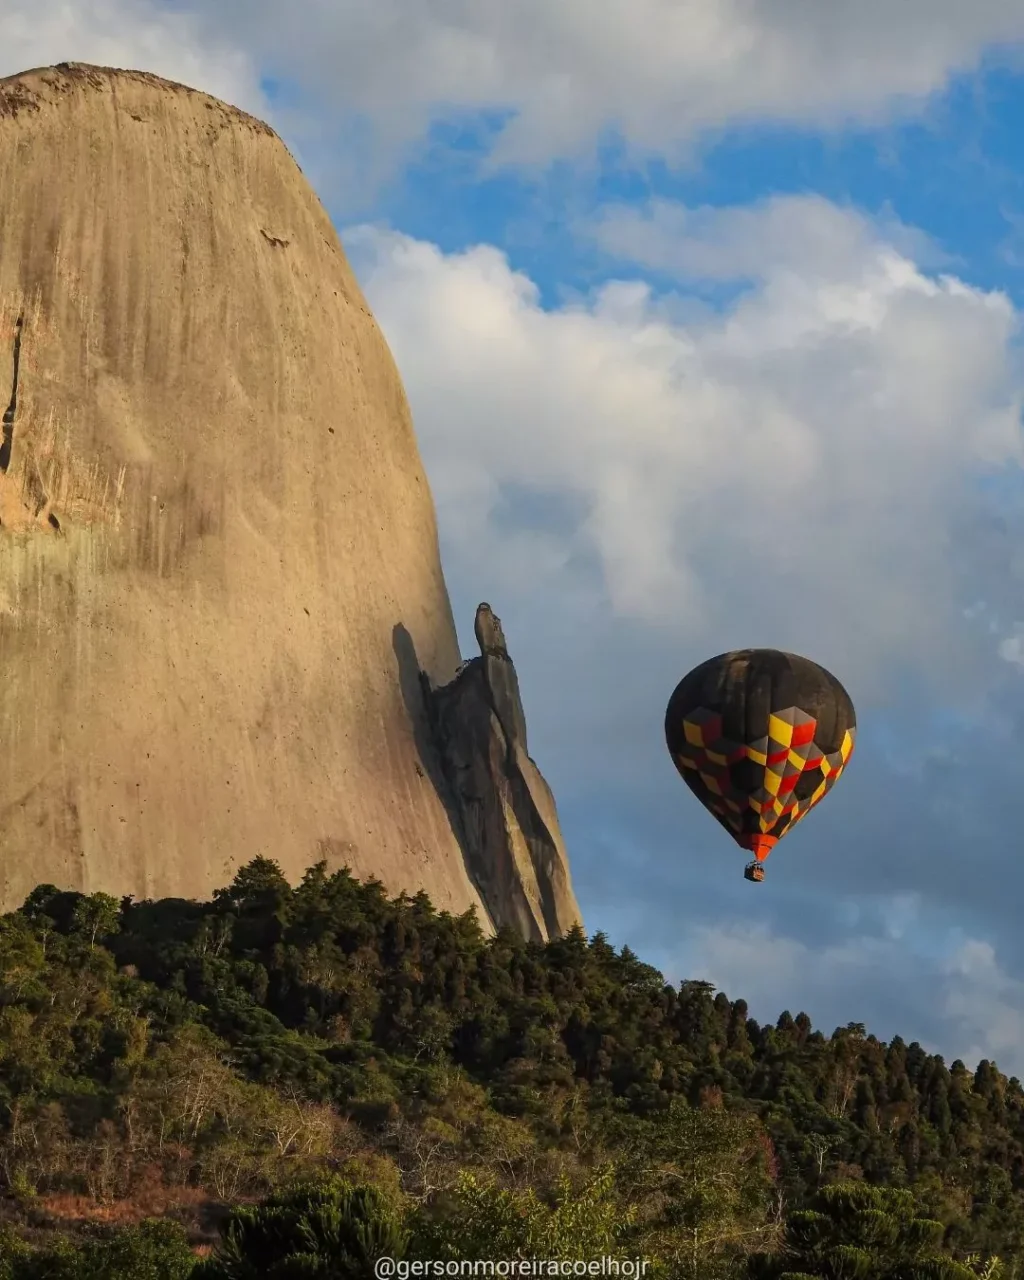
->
393, 607, 583, 943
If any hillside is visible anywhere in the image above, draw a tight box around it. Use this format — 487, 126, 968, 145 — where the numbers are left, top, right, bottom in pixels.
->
0, 862, 1014, 1277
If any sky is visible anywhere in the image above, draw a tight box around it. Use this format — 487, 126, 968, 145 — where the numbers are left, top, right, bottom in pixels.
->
7, 1, 1024, 1073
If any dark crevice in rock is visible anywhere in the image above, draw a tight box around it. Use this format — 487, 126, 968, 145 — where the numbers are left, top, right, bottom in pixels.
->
391, 622, 482, 915
1, 313, 24, 473
24, 461, 51, 525
260, 229, 289, 249
0, 313, 60, 534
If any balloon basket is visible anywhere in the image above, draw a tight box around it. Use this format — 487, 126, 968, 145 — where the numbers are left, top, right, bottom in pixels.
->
743, 862, 765, 883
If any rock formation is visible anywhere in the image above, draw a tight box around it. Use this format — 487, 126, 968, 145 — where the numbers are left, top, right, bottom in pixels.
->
425, 604, 581, 943
0, 62, 581, 940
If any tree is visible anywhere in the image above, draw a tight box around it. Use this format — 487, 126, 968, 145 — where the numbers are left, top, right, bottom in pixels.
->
807, 1135, 835, 1183
70, 893, 122, 950
410, 1167, 627, 1262
614, 1099, 779, 1278
0, 1219, 196, 1280
1, 858, 1024, 1271
747, 1180, 1002, 1279
194, 1178, 409, 1279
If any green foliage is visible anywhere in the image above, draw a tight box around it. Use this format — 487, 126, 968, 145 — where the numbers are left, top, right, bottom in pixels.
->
410, 1166, 625, 1261
613, 1098, 779, 1277
0, 1219, 196, 1279
748, 1181, 1001, 1279
194, 1177, 408, 1278
0, 859, 1020, 1277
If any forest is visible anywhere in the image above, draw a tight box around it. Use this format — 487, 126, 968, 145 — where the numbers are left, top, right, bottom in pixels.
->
0, 856, 1016, 1278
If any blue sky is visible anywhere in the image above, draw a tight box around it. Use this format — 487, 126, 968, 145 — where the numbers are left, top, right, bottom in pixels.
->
8, 1, 1024, 1071
373, 66, 1024, 306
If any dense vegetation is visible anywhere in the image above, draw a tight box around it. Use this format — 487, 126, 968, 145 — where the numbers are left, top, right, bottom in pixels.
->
0, 858, 1017, 1277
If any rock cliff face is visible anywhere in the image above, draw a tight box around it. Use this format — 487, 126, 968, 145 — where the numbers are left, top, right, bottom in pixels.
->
425, 605, 582, 943
0, 62, 581, 940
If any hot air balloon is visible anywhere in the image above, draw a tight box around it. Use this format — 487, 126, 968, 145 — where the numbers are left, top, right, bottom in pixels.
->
664, 650, 856, 883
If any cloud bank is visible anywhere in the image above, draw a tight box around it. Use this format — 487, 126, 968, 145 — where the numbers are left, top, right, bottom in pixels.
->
348, 195, 1024, 699
5, 0, 1024, 168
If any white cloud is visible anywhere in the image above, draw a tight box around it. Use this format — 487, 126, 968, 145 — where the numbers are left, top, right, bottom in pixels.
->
4, 1, 1024, 169
999, 626, 1024, 666
679, 920, 922, 1026
588, 196, 946, 284
942, 939, 1024, 1070
188, 0, 1024, 166
675, 918, 1024, 1073
347, 196, 1024, 706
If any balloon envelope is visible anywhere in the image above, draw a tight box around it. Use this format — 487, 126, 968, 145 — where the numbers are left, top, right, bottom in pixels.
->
664, 649, 856, 866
